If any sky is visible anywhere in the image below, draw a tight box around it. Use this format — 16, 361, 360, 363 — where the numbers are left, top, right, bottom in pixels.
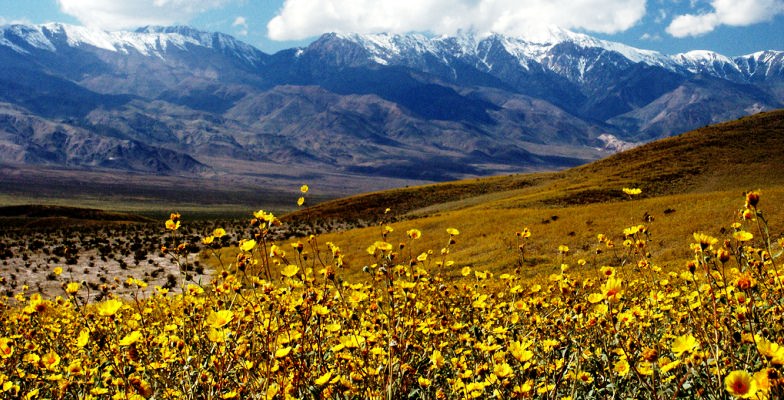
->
0, 0, 782, 56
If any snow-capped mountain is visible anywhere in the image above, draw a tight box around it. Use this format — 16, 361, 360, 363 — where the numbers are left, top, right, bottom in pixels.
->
308, 28, 782, 86
2, 23, 267, 65
0, 23, 782, 184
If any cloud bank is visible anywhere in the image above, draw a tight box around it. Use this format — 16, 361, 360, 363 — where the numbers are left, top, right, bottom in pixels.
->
57, 0, 231, 30
666, 0, 784, 37
266, 0, 647, 40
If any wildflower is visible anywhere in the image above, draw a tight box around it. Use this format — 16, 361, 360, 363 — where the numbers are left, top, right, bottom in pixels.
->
558, 245, 569, 255
725, 370, 757, 398
623, 187, 642, 196
429, 349, 446, 369
447, 228, 460, 236
300, 184, 309, 193
76, 329, 89, 348
693, 233, 718, 251
733, 231, 754, 242
165, 219, 180, 230
0, 338, 13, 358
119, 331, 143, 346
275, 347, 292, 358
41, 351, 60, 371
614, 359, 630, 376
407, 229, 422, 239
672, 334, 699, 357
315, 371, 333, 386
297, 197, 305, 206
418, 377, 432, 387
206, 310, 234, 329
509, 340, 534, 362
65, 282, 80, 294
53, 267, 62, 276
239, 239, 256, 252
576, 371, 593, 384
601, 277, 624, 302
745, 191, 760, 208
96, 298, 124, 317
494, 363, 514, 378
280, 264, 299, 278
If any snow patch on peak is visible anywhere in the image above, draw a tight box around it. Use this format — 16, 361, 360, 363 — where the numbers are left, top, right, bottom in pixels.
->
672, 50, 735, 65
41, 23, 118, 52
0, 23, 266, 66
670, 50, 741, 76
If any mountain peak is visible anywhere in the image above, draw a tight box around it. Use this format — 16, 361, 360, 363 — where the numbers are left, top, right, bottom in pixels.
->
1, 23, 267, 66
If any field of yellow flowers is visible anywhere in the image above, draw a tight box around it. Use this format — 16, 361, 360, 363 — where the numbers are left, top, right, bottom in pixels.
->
1, 187, 783, 399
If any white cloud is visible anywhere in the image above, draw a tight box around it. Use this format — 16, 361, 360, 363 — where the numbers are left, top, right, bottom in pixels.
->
666, 0, 784, 37
640, 32, 662, 40
232, 16, 248, 36
266, 0, 648, 41
57, 0, 232, 30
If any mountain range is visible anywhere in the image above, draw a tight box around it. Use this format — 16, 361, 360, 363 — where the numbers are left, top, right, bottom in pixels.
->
0, 23, 782, 193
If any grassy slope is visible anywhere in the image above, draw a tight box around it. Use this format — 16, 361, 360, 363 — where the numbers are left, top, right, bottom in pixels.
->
282, 110, 784, 282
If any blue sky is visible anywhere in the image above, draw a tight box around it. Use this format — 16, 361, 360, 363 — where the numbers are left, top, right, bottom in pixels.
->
0, 0, 782, 56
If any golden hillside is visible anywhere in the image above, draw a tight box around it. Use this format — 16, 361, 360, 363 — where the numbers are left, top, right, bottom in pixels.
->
283, 110, 784, 280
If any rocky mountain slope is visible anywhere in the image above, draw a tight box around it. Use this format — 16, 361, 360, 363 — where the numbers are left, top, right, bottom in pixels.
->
0, 23, 781, 190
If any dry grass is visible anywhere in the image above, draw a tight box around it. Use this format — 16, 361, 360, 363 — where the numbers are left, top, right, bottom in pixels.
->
276, 110, 784, 283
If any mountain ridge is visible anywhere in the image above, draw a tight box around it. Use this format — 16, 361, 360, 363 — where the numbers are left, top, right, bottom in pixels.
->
0, 22, 782, 195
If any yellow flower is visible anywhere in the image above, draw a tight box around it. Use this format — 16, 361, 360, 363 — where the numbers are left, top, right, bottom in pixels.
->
622, 187, 642, 196
280, 264, 299, 278
65, 282, 80, 294
576, 371, 593, 384
53, 267, 63, 276
430, 349, 445, 369
693, 232, 718, 251
240, 239, 256, 252
300, 184, 309, 194
96, 299, 124, 317
614, 359, 630, 376
206, 310, 234, 329
275, 347, 292, 358
447, 228, 460, 236
118, 331, 143, 346
165, 219, 180, 230
297, 197, 305, 206
733, 231, 754, 242
315, 371, 333, 386
558, 244, 569, 254
213, 228, 226, 237
601, 277, 624, 302
207, 328, 229, 343
0, 338, 13, 358
407, 229, 422, 239
41, 351, 60, 371
418, 376, 431, 387
672, 334, 699, 357
493, 363, 514, 378
76, 329, 89, 348
509, 340, 534, 362
373, 241, 393, 252
725, 370, 757, 398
